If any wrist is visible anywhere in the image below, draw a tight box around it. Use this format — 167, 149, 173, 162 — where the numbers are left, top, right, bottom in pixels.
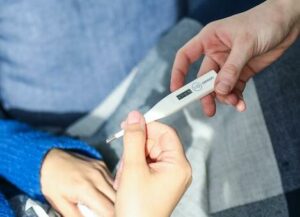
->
40, 149, 61, 194
270, 0, 300, 33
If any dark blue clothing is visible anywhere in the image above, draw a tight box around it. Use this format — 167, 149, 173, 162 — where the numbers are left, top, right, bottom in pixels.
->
0, 193, 14, 217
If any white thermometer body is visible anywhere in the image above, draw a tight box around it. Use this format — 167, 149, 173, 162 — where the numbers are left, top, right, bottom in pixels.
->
106, 70, 217, 143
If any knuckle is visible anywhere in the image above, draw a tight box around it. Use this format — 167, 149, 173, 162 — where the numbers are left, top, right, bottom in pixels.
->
178, 162, 193, 186
176, 48, 184, 57
175, 51, 181, 60
202, 20, 220, 34
167, 127, 179, 139
183, 161, 192, 175
185, 164, 193, 186
207, 20, 219, 29
175, 50, 184, 62
222, 63, 239, 79
175, 48, 191, 64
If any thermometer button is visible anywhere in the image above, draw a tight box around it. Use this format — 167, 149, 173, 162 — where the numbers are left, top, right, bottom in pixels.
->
192, 82, 203, 91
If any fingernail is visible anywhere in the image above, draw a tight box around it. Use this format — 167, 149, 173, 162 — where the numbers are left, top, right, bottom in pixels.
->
236, 101, 246, 112
216, 82, 231, 94
120, 121, 126, 129
127, 111, 141, 124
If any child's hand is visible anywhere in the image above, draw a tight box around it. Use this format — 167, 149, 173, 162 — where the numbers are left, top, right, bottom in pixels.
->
41, 149, 115, 217
114, 111, 192, 217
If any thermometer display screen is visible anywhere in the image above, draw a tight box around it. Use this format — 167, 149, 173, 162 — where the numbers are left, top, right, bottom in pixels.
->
176, 89, 192, 100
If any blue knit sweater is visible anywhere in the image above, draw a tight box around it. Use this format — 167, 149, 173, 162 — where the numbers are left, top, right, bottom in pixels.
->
0, 120, 101, 217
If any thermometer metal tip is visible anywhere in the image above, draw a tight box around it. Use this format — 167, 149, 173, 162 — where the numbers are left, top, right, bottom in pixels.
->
106, 70, 217, 144
106, 135, 117, 144
106, 129, 125, 144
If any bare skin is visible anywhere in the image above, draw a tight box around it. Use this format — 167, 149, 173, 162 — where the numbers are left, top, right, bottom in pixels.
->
41, 150, 115, 217
115, 111, 192, 217
40, 111, 191, 217
171, 0, 300, 116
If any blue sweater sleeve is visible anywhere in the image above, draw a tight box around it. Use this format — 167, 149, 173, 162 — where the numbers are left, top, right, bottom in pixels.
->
0, 120, 102, 201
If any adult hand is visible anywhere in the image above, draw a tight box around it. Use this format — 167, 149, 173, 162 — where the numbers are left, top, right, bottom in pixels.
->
114, 111, 192, 217
41, 149, 115, 217
171, 0, 300, 116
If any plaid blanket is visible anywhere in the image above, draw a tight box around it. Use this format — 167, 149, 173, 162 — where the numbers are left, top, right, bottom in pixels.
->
9, 18, 300, 217
83, 19, 300, 217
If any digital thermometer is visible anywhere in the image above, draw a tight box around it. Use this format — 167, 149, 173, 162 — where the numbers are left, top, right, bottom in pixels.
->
106, 70, 217, 143
78, 203, 97, 217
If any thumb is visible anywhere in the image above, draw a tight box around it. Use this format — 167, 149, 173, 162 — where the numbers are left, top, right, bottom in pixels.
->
215, 41, 252, 95
123, 111, 147, 167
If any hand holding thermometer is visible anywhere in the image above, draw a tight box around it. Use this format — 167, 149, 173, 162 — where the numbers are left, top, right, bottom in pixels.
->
106, 70, 217, 143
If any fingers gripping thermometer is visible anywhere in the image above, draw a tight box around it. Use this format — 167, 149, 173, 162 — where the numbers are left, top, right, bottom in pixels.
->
106, 70, 217, 143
